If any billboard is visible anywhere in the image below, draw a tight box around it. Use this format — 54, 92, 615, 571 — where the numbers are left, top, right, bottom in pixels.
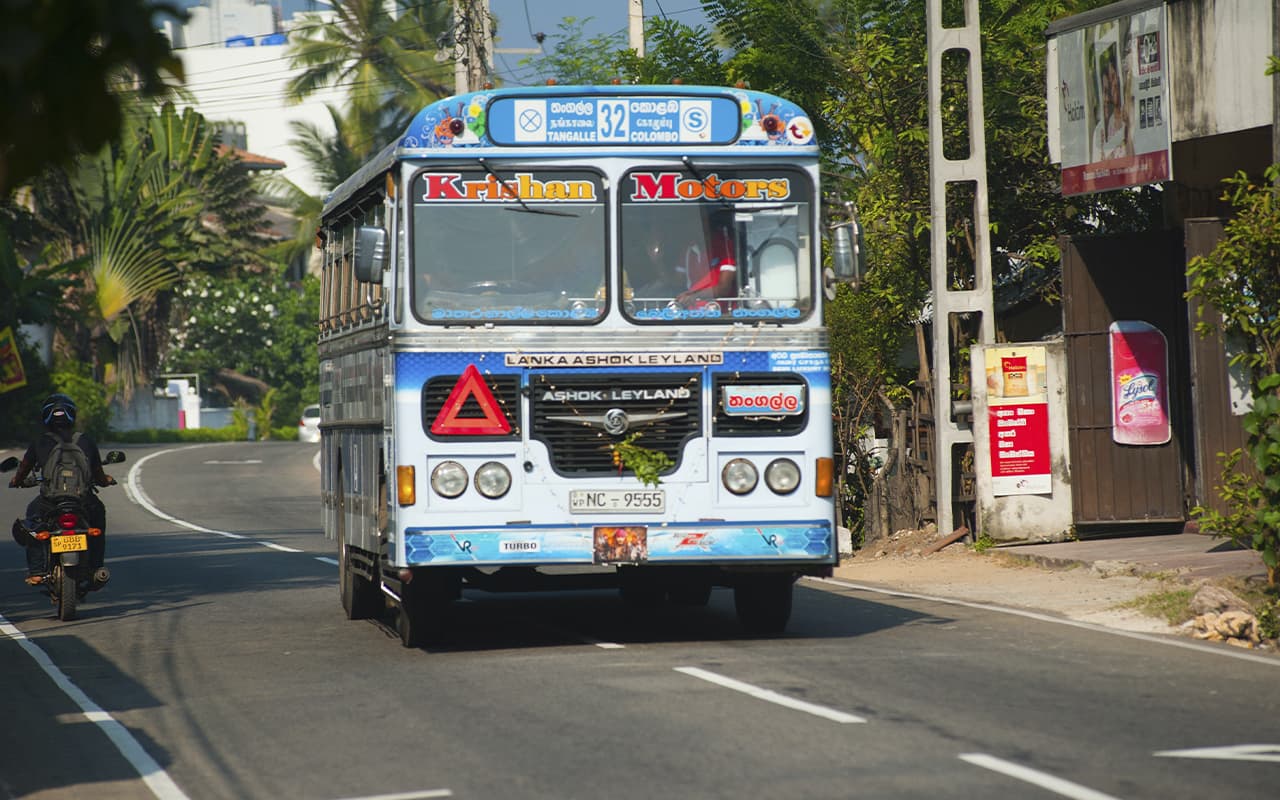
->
1056, 5, 1171, 196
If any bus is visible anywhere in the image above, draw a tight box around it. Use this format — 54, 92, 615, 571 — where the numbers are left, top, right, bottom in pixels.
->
318, 84, 857, 647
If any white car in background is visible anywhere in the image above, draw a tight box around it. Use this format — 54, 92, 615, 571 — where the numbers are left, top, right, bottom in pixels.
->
298, 404, 321, 443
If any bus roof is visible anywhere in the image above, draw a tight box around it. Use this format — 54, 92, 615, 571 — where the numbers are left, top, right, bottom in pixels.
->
324, 85, 816, 215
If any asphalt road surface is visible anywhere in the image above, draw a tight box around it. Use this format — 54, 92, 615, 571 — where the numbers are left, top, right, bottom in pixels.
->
1, 442, 1277, 800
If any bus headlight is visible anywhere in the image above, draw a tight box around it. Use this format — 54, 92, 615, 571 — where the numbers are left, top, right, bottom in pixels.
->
721, 458, 758, 495
430, 461, 468, 498
474, 461, 512, 499
764, 458, 801, 495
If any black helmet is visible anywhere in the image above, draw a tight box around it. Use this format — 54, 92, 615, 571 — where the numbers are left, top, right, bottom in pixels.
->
41, 393, 77, 427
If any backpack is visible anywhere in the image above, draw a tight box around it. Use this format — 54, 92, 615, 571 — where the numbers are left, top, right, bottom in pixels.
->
40, 431, 92, 501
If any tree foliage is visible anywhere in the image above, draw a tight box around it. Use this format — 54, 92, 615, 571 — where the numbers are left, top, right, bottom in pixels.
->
0, 0, 185, 196
162, 270, 320, 428
1187, 165, 1280, 584
286, 0, 452, 160
17, 103, 269, 399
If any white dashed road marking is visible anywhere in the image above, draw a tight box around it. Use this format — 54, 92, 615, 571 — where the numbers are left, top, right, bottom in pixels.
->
959, 753, 1123, 800
675, 666, 864, 723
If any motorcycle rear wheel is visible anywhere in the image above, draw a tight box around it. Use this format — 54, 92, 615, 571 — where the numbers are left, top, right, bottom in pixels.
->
54, 564, 78, 621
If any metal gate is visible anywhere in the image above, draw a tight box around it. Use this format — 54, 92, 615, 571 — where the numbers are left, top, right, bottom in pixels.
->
1060, 231, 1192, 528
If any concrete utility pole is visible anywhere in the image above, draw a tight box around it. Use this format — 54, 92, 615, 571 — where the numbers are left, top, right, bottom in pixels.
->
629, 0, 645, 58
926, 0, 995, 537
453, 0, 492, 94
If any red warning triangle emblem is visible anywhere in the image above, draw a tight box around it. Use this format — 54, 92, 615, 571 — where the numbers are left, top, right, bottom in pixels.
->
431, 364, 512, 435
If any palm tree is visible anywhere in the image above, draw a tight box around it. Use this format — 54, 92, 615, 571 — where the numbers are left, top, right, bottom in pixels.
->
262, 101, 393, 277
286, 0, 454, 125
22, 104, 269, 398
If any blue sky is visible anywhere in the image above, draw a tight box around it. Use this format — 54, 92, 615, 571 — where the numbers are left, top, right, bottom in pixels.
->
488, 1, 713, 85
174, 2, 713, 84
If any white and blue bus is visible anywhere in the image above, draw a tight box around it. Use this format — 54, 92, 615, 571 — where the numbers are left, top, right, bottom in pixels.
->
318, 85, 856, 646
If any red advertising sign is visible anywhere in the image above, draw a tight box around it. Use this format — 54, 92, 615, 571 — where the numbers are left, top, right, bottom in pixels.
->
989, 402, 1052, 492
1109, 320, 1170, 445
986, 346, 1052, 496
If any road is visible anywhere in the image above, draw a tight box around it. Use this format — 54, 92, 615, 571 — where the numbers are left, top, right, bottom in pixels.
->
1, 441, 1277, 799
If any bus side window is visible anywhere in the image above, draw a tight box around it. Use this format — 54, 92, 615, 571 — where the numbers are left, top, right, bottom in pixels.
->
340, 225, 355, 327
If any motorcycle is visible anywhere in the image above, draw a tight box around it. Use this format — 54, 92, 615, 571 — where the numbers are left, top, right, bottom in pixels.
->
1, 450, 125, 621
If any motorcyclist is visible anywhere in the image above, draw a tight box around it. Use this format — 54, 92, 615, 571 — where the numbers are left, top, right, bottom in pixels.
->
8, 393, 115, 588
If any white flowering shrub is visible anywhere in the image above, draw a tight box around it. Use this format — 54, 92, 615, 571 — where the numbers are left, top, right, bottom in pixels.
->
162, 270, 320, 428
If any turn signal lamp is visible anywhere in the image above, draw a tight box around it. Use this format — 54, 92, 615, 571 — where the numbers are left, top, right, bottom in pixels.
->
815, 457, 834, 497
396, 465, 416, 506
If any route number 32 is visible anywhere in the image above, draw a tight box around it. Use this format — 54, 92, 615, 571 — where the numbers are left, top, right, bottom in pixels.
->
597, 102, 628, 141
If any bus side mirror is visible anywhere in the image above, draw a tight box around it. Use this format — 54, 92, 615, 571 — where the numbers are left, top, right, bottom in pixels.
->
354, 226, 388, 283
831, 222, 864, 285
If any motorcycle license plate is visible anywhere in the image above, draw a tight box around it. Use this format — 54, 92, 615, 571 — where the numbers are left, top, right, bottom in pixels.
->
50, 535, 88, 553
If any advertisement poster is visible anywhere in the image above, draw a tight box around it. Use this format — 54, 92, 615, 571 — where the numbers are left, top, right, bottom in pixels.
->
1109, 320, 1171, 445
986, 345, 1051, 496
1056, 6, 1170, 195
0, 326, 27, 394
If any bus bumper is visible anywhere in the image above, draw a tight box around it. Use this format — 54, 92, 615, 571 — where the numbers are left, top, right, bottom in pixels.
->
403, 520, 833, 566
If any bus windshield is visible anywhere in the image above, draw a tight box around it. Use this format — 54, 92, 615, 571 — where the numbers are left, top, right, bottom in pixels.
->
411, 168, 606, 324
621, 166, 814, 323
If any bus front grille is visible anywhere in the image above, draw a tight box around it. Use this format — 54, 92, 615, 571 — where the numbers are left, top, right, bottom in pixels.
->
529, 373, 701, 475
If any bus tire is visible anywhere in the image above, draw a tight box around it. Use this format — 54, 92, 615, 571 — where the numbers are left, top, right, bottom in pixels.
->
733, 573, 794, 634
397, 575, 453, 648
340, 540, 381, 620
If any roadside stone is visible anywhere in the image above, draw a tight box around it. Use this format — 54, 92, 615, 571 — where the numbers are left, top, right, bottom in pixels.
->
1187, 584, 1252, 616
1090, 560, 1138, 578
1190, 610, 1262, 647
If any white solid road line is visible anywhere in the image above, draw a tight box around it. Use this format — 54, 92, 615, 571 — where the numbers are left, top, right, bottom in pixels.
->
0, 613, 192, 800
1154, 744, 1280, 762
959, 753, 1123, 800
809, 577, 1280, 667
128, 446, 308, 554
675, 666, 865, 724
331, 790, 453, 800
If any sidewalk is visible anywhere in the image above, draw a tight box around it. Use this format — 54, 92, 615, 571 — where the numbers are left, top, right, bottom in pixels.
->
998, 532, 1269, 583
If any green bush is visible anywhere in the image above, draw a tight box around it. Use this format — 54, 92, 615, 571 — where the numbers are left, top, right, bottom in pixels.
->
50, 360, 110, 439
108, 427, 246, 443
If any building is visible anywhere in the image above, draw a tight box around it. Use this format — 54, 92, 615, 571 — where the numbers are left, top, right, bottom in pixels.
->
1034, 0, 1272, 534
162, 0, 346, 198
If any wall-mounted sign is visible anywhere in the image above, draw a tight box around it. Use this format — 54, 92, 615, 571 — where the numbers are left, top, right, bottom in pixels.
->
1109, 320, 1171, 445
1055, 5, 1171, 195
986, 345, 1051, 496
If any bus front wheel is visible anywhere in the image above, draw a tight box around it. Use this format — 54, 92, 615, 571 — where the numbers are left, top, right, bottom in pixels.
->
340, 540, 381, 620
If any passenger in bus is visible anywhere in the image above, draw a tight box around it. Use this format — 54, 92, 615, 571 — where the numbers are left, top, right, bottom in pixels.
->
675, 212, 738, 307
628, 220, 687, 300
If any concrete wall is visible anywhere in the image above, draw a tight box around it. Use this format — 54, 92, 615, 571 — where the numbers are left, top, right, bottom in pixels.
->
1168, 0, 1272, 141
971, 340, 1075, 543
110, 392, 182, 431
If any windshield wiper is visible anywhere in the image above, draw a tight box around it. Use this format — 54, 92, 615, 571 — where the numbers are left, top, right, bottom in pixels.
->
681, 156, 734, 210
477, 158, 578, 218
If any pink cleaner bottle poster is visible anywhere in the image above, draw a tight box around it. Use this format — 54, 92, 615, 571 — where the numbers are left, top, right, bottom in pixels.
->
1108, 320, 1170, 445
